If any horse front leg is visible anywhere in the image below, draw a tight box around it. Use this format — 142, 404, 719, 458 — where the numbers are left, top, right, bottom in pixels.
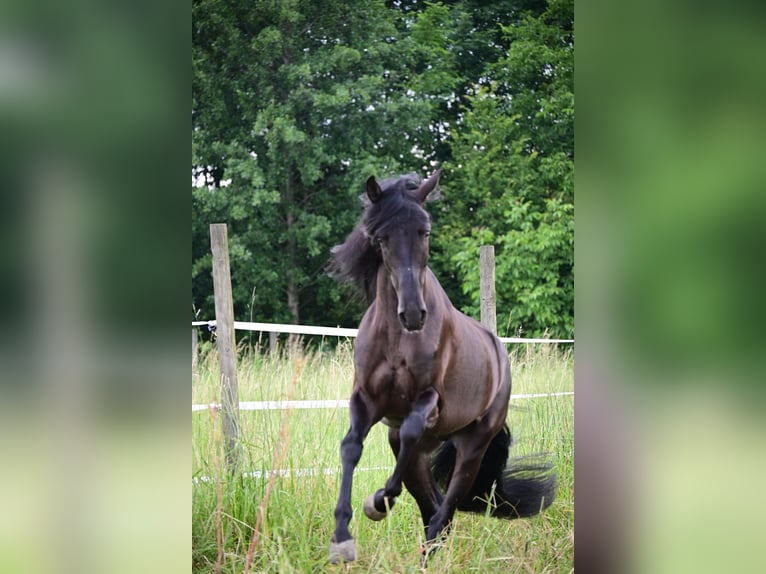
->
363, 388, 439, 521
329, 390, 376, 564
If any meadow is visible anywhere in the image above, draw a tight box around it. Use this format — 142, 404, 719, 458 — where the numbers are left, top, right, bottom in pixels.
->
192, 341, 573, 573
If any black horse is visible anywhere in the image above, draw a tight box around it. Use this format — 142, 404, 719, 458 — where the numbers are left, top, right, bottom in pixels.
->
328, 169, 556, 563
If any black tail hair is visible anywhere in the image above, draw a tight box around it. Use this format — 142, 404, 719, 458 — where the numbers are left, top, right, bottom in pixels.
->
432, 424, 557, 518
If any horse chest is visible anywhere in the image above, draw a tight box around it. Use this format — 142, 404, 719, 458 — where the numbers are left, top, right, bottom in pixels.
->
355, 326, 441, 422
377, 351, 436, 413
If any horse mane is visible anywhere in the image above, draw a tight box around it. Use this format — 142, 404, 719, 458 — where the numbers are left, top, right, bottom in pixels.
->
328, 173, 428, 304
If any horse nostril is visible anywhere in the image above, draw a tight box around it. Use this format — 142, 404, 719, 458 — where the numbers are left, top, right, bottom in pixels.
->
398, 309, 427, 330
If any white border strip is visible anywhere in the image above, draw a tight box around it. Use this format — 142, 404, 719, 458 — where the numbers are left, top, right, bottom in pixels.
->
192, 392, 573, 412
192, 320, 574, 344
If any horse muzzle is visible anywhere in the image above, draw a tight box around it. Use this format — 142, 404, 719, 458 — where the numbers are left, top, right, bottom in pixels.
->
394, 269, 427, 331
398, 307, 427, 331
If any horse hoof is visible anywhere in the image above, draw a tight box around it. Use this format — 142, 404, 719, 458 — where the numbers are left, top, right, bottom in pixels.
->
363, 490, 389, 521
329, 538, 356, 564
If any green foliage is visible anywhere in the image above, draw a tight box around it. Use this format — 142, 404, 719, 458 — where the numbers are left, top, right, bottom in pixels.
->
193, 0, 444, 327
437, 0, 574, 337
193, 0, 574, 339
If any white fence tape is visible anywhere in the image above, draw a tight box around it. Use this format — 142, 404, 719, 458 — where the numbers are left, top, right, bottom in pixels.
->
191, 391, 574, 484
192, 320, 574, 344
192, 392, 573, 485
193, 465, 392, 485
192, 400, 349, 412
192, 392, 573, 413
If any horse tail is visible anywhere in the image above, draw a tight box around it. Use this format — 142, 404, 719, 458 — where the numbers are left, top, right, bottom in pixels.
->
432, 424, 557, 518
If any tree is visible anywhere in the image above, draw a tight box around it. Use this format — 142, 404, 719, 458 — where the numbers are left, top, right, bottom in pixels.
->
192, 0, 574, 340
436, 0, 574, 338
193, 0, 445, 327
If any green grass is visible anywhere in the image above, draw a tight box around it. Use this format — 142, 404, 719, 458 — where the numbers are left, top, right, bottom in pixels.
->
192, 342, 573, 573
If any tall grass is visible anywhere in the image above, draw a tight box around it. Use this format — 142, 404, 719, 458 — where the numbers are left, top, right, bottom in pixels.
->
192, 343, 573, 573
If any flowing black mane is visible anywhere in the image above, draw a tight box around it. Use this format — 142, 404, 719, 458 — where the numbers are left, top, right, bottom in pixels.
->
329, 173, 429, 303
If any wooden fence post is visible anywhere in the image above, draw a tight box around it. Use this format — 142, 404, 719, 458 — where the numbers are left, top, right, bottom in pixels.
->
192, 327, 199, 372
210, 223, 240, 468
480, 245, 497, 335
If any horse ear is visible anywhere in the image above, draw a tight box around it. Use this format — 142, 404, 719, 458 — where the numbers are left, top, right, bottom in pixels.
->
413, 168, 442, 204
366, 176, 382, 203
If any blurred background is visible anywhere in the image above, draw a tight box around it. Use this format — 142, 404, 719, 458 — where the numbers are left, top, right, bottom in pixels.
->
576, 0, 766, 572
0, 0, 188, 573
0, 0, 764, 572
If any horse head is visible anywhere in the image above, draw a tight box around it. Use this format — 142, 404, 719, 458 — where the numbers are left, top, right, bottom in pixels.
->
364, 169, 442, 331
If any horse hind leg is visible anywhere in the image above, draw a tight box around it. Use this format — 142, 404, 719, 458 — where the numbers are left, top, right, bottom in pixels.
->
405, 443, 443, 534
424, 426, 495, 545
378, 429, 443, 531
363, 388, 440, 521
